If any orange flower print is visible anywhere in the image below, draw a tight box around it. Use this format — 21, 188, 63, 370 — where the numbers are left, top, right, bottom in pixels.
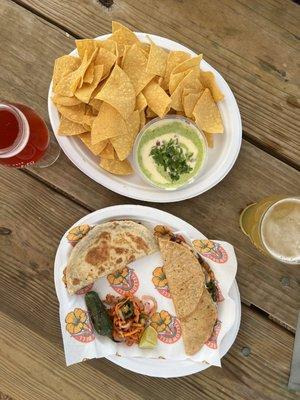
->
151, 310, 181, 344
65, 308, 88, 335
193, 239, 228, 264
107, 267, 129, 285
152, 267, 171, 298
193, 239, 214, 254
151, 310, 172, 333
152, 267, 168, 288
107, 267, 139, 295
67, 224, 91, 246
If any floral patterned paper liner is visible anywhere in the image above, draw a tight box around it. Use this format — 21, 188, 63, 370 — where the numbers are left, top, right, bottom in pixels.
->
63, 224, 233, 357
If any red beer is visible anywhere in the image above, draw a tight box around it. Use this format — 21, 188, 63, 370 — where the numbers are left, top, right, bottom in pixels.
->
0, 102, 50, 167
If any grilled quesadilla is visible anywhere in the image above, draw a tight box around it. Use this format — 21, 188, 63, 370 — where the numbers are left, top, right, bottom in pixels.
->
65, 220, 158, 295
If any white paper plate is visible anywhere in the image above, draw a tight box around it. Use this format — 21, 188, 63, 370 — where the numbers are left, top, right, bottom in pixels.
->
48, 33, 242, 203
54, 205, 241, 378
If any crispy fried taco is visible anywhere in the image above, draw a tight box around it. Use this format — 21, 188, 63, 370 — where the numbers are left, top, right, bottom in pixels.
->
154, 225, 217, 355
65, 220, 158, 295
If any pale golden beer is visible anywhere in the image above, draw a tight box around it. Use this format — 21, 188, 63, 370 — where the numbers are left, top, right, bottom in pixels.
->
239, 195, 300, 264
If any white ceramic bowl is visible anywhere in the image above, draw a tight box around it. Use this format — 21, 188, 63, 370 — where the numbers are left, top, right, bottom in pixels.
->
48, 33, 242, 202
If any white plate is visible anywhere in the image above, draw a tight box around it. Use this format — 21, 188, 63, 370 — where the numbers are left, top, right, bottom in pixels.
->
48, 33, 242, 203
54, 205, 241, 378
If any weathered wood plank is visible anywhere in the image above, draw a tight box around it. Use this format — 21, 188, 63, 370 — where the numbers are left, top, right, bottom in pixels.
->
0, 311, 143, 400
16, 0, 300, 167
0, 0, 299, 330
0, 167, 297, 400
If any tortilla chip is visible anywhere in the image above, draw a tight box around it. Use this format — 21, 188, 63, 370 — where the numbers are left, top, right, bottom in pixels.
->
58, 117, 86, 136
119, 44, 130, 68
135, 92, 147, 111
126, 110, 140, 137
111, 110, 140, 160
164, 51, 191, 87
140, 42, 150, 54
52, 55, 80, 90
75, 65, 104, 103
169, 70, 190, 94
100, 158, 133, 175
182, 88, 203, 118
95, 65, 135, 119
139, 109, 146, 129
91, 107, 100, 116
91, 102, 128, 144
54, 69, 82, 97
172, 54, 202, 75
112, 21, 134, 35
193, 89, 224, 133
95, 47, 117, 76
100, 142, 116, 160
54, 49, 97, 96
90, 79, 106, 98
199, 70, 224, 102
111, 21, 139, 57
52, 94, 82, 106
76, 49, 98, 89
79, 132, 108, 155
122, 44, 154, 94
75, 39, 97, 59
57, 103, 86, 123
143, 80, 171, 118
82, 105, 96, 128
157, 76, 168, 91
204, 132, 214, 148
96, 39, 117, 55
145, 106, 156, 118
89, 97, 102, 111
83, 62, 95, 84
146, 42, 168, 77
85, 104, 95, 116
170, 69, 201, 111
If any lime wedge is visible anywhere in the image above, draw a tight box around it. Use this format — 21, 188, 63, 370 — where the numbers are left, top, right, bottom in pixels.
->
139, 326, 158, 349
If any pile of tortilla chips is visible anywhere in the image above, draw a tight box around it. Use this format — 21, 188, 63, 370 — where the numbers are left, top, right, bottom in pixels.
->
52, 21, 224, 176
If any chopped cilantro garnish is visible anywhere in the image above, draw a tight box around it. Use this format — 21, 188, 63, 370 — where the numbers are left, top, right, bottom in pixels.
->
149, 138, 193, 181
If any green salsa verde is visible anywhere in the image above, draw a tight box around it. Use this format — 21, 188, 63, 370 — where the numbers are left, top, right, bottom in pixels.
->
136, 119, 206, 189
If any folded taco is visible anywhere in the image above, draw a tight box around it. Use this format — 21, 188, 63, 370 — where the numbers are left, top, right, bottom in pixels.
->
154, 225, 217, 355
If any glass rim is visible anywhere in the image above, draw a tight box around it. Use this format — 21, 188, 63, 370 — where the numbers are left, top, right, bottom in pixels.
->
0, 103, 30, 158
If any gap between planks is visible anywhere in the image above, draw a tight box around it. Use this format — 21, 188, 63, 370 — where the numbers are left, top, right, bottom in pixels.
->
10, 0, 300, 171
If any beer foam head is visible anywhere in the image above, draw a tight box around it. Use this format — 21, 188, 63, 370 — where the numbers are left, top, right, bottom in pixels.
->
261, 197, 300, 264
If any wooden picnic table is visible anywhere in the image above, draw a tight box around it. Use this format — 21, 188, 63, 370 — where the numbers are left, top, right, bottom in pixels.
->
0, 0, 299, 399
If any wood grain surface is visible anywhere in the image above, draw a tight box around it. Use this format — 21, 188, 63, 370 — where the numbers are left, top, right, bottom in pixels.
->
16, 0, 300, 168
1, 0, 299, 331
1, 1, 300, 399
0, 166, 297, 400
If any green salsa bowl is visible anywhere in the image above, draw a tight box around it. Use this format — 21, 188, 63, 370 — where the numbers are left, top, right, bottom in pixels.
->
133, 116, 207, 190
